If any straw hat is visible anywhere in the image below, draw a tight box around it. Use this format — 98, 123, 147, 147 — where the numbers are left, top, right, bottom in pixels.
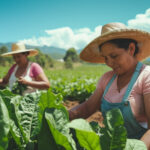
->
1, 43, 38, 57
80, 22, 150, 63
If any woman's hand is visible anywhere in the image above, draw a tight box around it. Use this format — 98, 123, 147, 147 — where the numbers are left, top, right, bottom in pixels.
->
18, 76, 28, 85
18, 74, 50, 90
0, 74, 10, 87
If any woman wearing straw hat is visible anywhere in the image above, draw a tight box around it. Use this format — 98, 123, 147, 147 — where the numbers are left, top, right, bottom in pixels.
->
69, 22, 150, 149
0, 43, 50, 95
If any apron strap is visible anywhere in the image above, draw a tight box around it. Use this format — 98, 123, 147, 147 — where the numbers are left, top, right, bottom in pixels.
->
103, 74, 116, 96
122, 62, 143, 102
102, 62, 143, 102
25, 62, 32, 76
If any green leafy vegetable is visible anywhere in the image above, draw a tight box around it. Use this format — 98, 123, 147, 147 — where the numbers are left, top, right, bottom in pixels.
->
0, 96, 10, 150
68, 119, 101, 150
0, 89, 147, 150
11, 80, 27, 95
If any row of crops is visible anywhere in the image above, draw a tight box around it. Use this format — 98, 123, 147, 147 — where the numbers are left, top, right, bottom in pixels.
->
0, 64, 147, 149
0, 88, 147, 150
45, 64, 110, 103
0, 64, 109, 102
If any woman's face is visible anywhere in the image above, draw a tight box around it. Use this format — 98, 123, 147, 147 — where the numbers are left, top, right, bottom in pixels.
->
13, 53, 28, 65
100, 42, 133, 75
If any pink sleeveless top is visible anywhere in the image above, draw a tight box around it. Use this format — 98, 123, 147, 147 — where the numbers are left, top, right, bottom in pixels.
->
8, 62, 44, 78
96, 64, 150, 123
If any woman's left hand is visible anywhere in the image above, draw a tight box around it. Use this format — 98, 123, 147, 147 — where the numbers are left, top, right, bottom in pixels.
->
18, 76, 28, 85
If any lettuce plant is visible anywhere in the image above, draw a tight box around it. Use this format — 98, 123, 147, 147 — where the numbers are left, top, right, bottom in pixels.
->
0, 88, 147, 150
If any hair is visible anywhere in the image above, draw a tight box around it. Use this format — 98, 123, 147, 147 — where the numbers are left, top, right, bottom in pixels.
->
99, 38, 139, 56
22, 52, 30, 56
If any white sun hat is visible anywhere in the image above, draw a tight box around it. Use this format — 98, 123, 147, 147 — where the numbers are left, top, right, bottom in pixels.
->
1, 43, 38, 57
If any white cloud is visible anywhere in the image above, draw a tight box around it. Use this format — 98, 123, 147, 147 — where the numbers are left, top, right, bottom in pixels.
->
19, 8, 150, 50
19, 26, 101, 50
127, 8, 150, 32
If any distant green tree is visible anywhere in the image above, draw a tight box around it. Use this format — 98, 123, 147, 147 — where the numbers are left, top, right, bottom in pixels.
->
64, 48, 79, 62
0, 46, 54, 69
0, 46, 13, 66
29, 48, 54, 68
64, 57, 73, 69
0, 46, 8, 54
45, 54, 54, 68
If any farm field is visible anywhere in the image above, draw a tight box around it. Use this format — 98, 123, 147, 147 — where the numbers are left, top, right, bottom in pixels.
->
45, 64, 111, 102
0, 63, 110, 102
0, 63, 110, 125
0, 63, 110, 128
0, 63, 148, 150
0, 88, 147, 150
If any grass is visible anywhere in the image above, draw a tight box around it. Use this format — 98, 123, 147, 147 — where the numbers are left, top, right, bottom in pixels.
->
0, 63, 111, 102
45, 63, 111, 81
0, 62, 111, 83
0, 66, 10, 78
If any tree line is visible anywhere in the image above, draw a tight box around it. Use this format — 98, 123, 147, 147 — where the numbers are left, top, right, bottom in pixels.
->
0, 46, 80, 69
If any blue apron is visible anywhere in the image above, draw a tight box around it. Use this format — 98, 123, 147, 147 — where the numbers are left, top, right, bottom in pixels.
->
101, 62, 147, 139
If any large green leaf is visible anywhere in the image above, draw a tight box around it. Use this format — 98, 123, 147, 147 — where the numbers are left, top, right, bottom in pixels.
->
68, 119, 101, 150
90, 109, 127, 150
11, 80, 27, 95
0, 96, 10, 150
38, 113, 58, 150
38, 89, 68, 123
0, 89, 25, 149
100, 109, 127, 150
124, 139, 147, 150
38, 90, 75, 150
105, 108, 124, 129
45, 108, 76, 150
11, 92, 42, 143
0, 88, 147, 150
38, 89, 65, 110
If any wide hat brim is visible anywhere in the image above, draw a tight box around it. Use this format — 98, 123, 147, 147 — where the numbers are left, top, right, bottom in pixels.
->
1, 49, 38, 57
80, 29, 150, 63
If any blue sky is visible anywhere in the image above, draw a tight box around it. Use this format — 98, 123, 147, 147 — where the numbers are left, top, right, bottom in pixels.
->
0, 0, 150, 50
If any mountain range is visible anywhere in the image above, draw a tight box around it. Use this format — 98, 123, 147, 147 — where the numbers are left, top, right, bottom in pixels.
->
0, 42, 81, 59
1, 42, 150, 64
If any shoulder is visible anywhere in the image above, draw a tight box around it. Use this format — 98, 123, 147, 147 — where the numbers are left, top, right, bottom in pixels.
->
142, 64, 150, 72
11, 64, 17, 69
30, 62, 42, 68
140, 64, 150, 79
136, 64, 150, 94
101, 70, 115, 80
8, 64, 17, 75
99, 70, 115, 85
30, 62, 43, 71
29, 62, 44, 77
96, 70, 114, 90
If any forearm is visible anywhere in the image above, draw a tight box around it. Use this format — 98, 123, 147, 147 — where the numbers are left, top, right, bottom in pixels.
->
24, 80, 50, 90
69, 87, 102, 121
140, 129, 150, 150
0, 79, 3, 84
0, 78, 8, 86
69, 101, 93, 120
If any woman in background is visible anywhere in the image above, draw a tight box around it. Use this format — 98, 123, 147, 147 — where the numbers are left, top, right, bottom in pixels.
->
0, 42, 50, 94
